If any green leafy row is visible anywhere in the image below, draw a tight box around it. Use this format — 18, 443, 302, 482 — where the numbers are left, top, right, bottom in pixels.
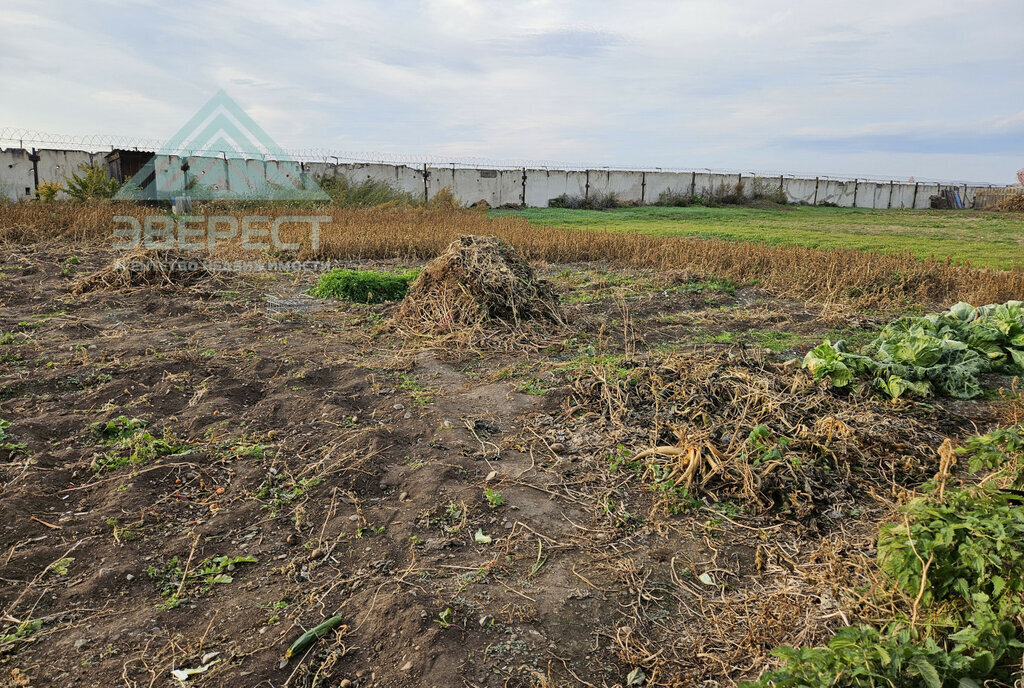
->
804, 301, 1024, 399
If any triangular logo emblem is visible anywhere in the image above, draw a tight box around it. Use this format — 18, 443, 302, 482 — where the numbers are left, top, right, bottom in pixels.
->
115, 90, 328, 201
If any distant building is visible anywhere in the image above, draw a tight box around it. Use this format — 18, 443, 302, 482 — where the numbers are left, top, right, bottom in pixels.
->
105, 149, 154, 184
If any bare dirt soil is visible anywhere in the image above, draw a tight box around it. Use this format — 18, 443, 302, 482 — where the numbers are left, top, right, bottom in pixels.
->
0, 246, 1006, 688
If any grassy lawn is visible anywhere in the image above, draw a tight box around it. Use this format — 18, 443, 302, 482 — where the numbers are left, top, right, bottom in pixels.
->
493, 206, 1024, 270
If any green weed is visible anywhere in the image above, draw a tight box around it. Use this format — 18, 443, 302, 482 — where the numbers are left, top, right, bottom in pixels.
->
147, 554, 257, 609
90, 425, 190, 473
0, 419, 27, 453
484, 488, 504, 509
308, 268, 419, 303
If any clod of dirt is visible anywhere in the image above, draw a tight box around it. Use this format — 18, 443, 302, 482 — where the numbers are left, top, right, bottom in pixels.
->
72, 249, 213, 294
393, 235, 564, 342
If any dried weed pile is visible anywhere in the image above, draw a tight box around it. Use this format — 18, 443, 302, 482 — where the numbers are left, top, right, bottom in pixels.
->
569, 349, 954, 521
994, 194, 1024, 212
392, 235, 564, 346
545, 349, 978, 683
72, 250, 214, 294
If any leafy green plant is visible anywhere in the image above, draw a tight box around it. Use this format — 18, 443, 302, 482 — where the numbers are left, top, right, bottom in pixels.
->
956, 425, 1024, 477
435, 607, 454, 628
50, 557, 74, 576
0, 619, 43, 651
0, 419, 27, 453
646, 463, 701, 513
744, 481, 1024, 688
36, 179, 63, 203
878, 486, 1024, 623
253, 472, 323, 516
483, 488, 504, 509
743, 624, 984, 688
147, 554, 257, 609
398, 374, 433, 405
91, 431, 189, 473
744, 425, 792, 466
63, 163, 119, 201
90, 416, 148, 443
803, 339, 871, 389
804, 301, 1024, 400
307, 268, 419, 303
678, 276, 739, 295
608, 444, 642, 474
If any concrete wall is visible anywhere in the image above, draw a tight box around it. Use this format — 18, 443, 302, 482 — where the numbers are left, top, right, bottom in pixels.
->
915, 184, 941, 209
1, 148, 36, 201
589, 170, 644, 203
783, 177, 817, 204
0, 145, 1006, 209
644, 171, 694, 203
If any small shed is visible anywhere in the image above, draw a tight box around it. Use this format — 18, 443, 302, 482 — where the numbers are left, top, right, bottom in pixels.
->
105, 149, 154, 184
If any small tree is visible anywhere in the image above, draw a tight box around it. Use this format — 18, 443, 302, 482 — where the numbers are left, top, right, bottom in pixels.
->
64, 163, 119, 201
36, 179, 63, 203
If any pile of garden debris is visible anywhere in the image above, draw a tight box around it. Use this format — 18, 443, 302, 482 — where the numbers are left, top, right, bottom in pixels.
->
567, 348, 960, 522
73, 249, 214, 294
394, 235, 563, 345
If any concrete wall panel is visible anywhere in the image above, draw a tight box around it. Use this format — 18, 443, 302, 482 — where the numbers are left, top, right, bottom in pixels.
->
836, 181, 857, 206
644, 171, 694, 203
565, 171, 588, 198
872, 182, 894, 209
426, 166, 455, 200
854, 181, 877, 208
693, 173, 716, 196
338, 163, 425, 198
36, 149, 94, 187
187, 155, 227, 193
783, 177, 817, 204
705, 173, 741, 198
0, 148, 39, 201
588, 170, 644, 203
496, 169, 524, 206
449, 168, 497, 205
817, 180, 857, 206
964, 185, 987, 208
890, 184, 915, 209
524, 169, 565, 207
915, 184, 940, 209
154, 155, 185, 197
303, 162, 332, 180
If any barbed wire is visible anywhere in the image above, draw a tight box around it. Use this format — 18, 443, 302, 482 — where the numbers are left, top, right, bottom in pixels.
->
0, 127, 1001, 186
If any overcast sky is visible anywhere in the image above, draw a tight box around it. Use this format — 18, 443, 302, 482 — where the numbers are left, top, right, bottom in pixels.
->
1, 0, 1022, 183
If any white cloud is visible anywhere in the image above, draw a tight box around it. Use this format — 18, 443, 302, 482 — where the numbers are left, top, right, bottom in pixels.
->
0, 0, 1021, 182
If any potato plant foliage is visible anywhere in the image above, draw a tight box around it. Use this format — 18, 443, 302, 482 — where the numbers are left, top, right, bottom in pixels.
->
743, 436, 1024, 688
